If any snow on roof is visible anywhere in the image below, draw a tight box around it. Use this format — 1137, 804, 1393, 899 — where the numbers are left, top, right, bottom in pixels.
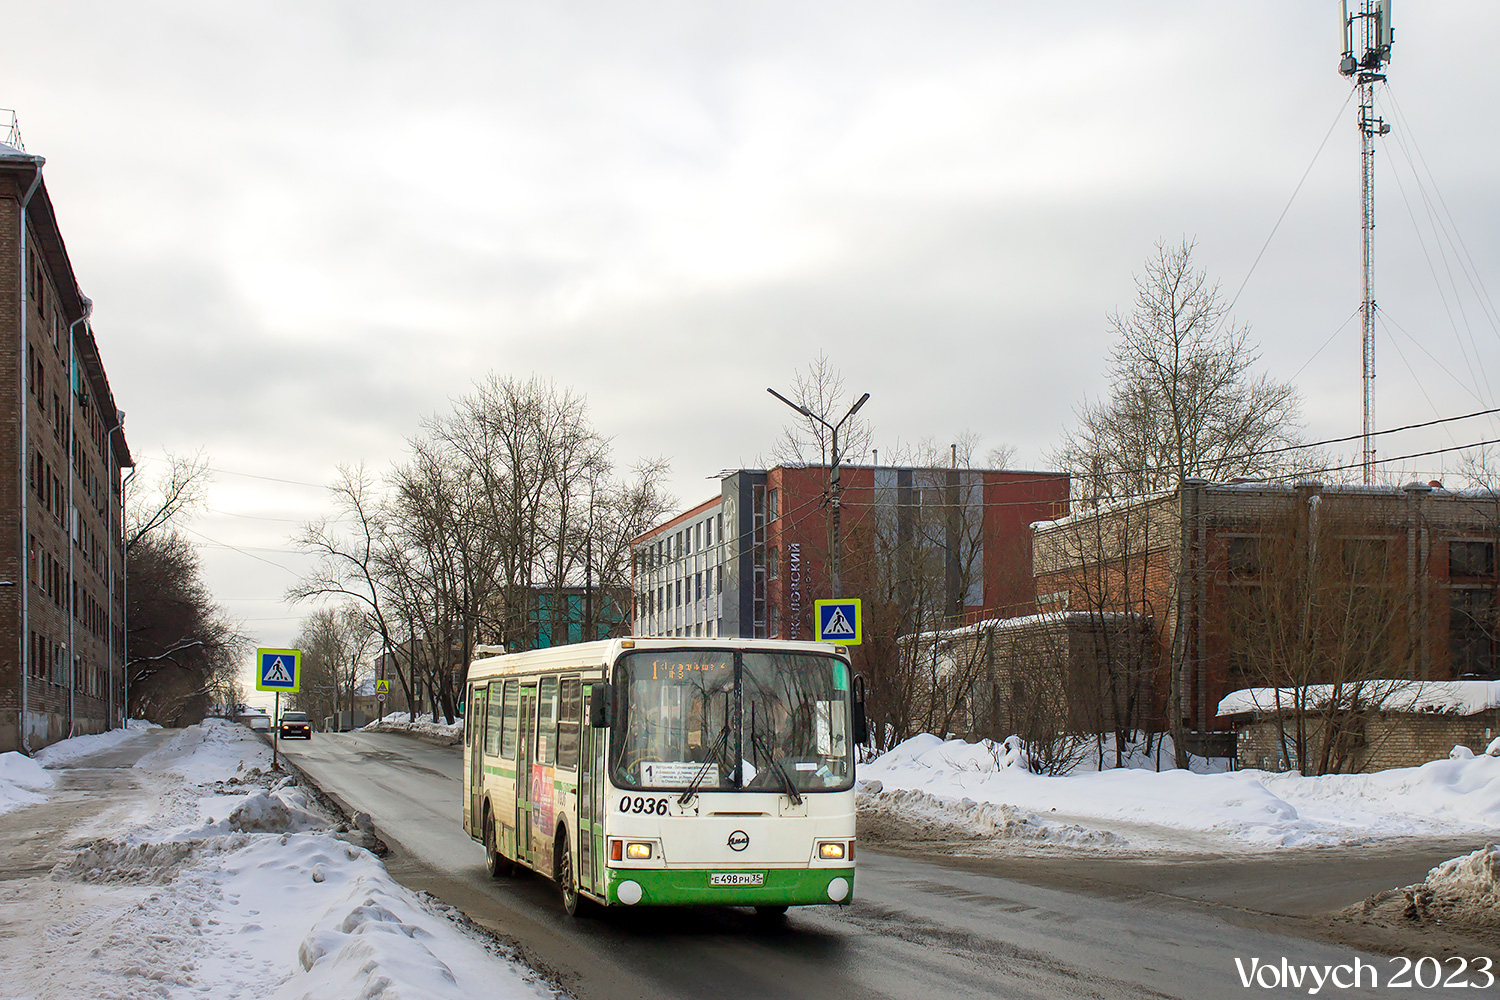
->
1218, 680, 1500, 718
904, 610, 1142, 644
0, 141, 41, 164
1031, 490, 1175, 532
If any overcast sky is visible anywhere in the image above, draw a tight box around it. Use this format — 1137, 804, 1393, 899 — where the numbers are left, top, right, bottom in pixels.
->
8, 2, 1500, 705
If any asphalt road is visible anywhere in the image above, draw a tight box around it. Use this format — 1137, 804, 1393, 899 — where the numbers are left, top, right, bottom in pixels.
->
278, 731, 1481, 1000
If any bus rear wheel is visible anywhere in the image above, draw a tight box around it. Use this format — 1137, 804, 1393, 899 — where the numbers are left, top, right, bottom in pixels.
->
557, 831, 582, 917
484, 812, 513, 878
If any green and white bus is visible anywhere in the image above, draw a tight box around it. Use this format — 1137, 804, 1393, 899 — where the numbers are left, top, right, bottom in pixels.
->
462, 637, 866, 916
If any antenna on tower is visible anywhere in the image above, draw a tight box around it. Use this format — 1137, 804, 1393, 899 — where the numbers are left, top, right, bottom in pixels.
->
1340, 1, 1392, 484
1, 109, 24, 151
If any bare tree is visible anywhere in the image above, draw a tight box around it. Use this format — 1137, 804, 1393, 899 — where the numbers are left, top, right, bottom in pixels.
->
294, 604, 376, 726
1051, 238, 1304, 766
771, 353, 875, 468
127, 530, 247, 725
126, 451, 212, 552
1053, 238, 1303, 501
286, 465, 410, 710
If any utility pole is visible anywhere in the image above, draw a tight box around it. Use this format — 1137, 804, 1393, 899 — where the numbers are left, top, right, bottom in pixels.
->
1340, 0, 1393, 484
767, 387, 870, 598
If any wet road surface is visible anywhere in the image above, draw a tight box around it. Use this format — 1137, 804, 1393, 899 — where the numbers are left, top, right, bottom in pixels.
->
279, 731, 1461, 1000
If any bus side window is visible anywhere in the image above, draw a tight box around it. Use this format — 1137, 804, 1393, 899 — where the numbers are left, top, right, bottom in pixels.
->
557, 677, 581, 769
500, 681, 518, 758
471, 685, 486, 750
486, 684, 504, 757
538, 676, 559, 765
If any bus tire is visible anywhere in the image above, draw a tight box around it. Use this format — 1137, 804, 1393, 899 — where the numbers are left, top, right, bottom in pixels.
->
484, 810, 513, 878
556, 829, 582, 917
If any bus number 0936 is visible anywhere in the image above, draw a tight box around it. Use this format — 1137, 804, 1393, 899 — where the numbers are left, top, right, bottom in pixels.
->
620, 796, 669, 815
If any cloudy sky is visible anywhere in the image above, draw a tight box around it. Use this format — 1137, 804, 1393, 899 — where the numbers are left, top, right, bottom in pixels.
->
7, 2, 1500, 703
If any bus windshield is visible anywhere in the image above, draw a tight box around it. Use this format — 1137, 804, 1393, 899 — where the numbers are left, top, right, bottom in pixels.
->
609, 649, 854, 794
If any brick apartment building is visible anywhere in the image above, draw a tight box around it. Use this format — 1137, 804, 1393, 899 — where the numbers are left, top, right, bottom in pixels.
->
630, 465, 1070, 640
1031, 479, 1500, 736
1, 139, 132, 753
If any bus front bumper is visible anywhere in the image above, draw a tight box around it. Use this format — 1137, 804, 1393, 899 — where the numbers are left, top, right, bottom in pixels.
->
606, 867, 854, 907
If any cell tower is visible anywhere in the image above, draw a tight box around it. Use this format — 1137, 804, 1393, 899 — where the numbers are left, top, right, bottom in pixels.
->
1340, 1, 1393, 484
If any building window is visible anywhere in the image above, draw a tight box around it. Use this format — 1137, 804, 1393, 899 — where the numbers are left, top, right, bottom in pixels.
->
767, 547, 779, 580
1450, 588, 1497, 678
1227, 536, 1261, 580
705, 518, 712, 546
1450, 540, 1496, 579
695, 572, 702, 602
767, 489, 779, 522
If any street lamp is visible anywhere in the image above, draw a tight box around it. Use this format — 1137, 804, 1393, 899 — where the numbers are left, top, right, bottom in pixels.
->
766, 388, 870, 598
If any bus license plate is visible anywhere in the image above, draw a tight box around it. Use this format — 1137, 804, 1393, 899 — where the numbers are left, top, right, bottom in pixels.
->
709, 872, 765, 886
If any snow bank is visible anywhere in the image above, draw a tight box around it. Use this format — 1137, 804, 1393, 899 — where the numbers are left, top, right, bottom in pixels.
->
857, 782, 1125, 848
32, 725, 139, 766
30, 719, 551, 999
1349, 844, 1500, 938
360, 711, 465, 745
0, 750, 54, 816
860, 733, 1500, 852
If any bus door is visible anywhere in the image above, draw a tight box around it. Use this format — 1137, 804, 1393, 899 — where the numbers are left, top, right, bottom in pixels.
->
580, 680, 609, 895
516, 683, 536, 863
467, 684, 487, 838
579, 688, 597, 893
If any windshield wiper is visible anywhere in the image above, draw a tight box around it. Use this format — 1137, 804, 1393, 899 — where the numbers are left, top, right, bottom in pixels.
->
678, 721, 732, 806
748, 707, 802, 805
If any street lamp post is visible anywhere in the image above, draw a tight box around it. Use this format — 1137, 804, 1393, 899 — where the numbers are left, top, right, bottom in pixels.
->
766, 388, 870, 598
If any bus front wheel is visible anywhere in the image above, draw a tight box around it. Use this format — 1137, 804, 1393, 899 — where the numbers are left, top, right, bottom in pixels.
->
484, 812, 513, 878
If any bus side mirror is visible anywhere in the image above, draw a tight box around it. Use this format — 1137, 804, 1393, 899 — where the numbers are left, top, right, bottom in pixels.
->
589, 682, 612, 728
851, 673, 868, 746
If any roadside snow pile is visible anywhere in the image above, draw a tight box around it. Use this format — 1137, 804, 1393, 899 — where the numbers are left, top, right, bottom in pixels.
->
1348, 844, 1500, 940
0, 750, 54, 816
860, 734, 1500, 852
32, 725, 139, 766
857, 782, 1126, 848
360, 711, 465, 745
24, 720, 553, 999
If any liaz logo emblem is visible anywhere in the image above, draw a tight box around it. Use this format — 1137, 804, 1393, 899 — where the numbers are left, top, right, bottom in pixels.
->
727, 830, 750, 852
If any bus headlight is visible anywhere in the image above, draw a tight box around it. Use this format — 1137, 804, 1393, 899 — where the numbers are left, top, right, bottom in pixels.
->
817, 841, 845, 860
625, 841, 653, 860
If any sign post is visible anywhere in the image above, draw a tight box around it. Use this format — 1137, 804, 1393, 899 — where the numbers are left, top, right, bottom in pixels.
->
256, 648, 301, 771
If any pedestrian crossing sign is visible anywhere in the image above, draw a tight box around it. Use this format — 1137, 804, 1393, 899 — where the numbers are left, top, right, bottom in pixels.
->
255, 648, 301, 693
815, 599, 862, 645
376, 679, 390, 694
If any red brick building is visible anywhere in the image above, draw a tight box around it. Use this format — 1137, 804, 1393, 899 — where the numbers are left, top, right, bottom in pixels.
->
632, 465, 1070, 640
1, 139, 133, 752
1032, 479, 1500, 736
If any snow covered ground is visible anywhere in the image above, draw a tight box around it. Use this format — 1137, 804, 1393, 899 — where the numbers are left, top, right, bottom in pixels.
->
2, 720, 554, 1000
858, 733, 1500, 853
360, 711, 464, 745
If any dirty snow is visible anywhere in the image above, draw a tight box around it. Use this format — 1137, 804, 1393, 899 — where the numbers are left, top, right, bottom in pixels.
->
1345, 843, 1500, 940
360, 711, 464, 745
859, 734, 1500, 853
2, 720, 553, 1000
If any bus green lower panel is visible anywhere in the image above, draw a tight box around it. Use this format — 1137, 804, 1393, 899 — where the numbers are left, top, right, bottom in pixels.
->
606, 868, 854, 907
